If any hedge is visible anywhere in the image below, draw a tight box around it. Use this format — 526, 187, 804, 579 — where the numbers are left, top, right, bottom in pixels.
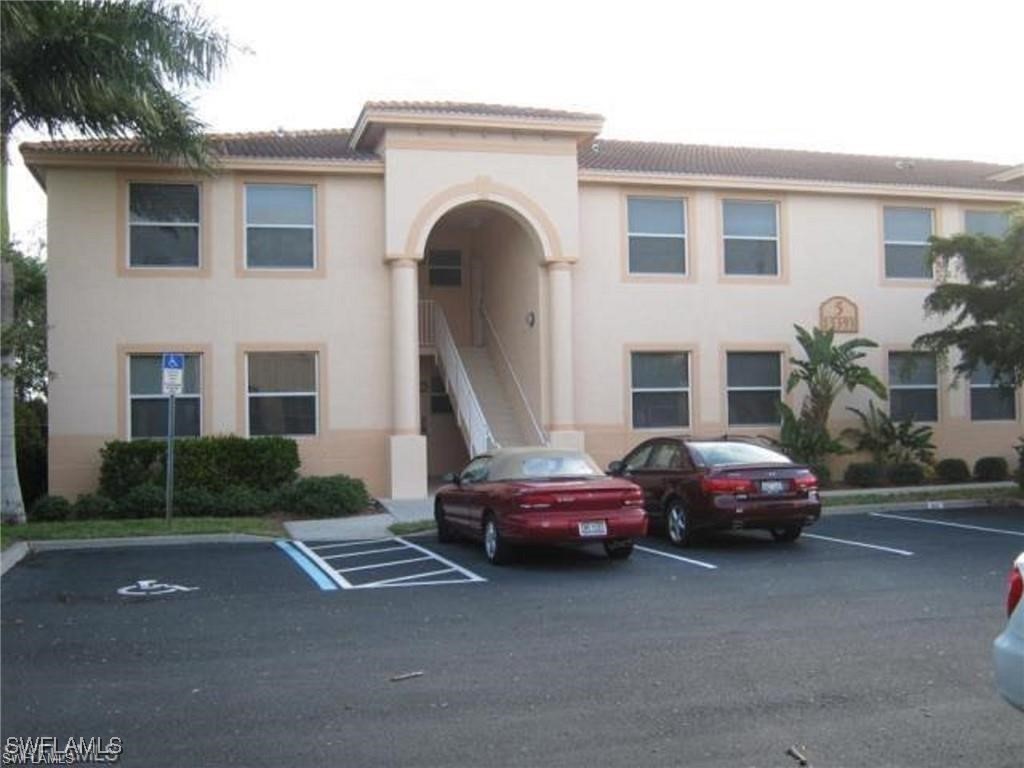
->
30, 495, 72, 522
935, 458, 970, 484
974, 456, 1009, 482
843, 462, 885, 488
276, 475, 370, 518
100, 435, 300, 499
887, 462, 926, 486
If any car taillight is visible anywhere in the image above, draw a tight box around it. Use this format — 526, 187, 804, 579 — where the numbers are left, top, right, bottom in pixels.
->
622, 489, 644, 506
519, 493, 556, 510
1007, 567, 1023, 618
792, 471, 818, 492
701, 476, 755, 495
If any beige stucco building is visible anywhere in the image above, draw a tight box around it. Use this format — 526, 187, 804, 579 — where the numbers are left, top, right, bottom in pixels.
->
22, 101, 1024, 499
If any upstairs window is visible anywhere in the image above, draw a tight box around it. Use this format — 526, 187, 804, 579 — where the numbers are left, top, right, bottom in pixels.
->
129, 354, 201, 438
884, 207, 933, 279
964, 210, 1011, 238
727, 352, 782, 425
970, 363, 1016, 421
889, 352, 938, 422
428, 250, 462, 286
247, 352, 318, 436
128, 183, 200, 268
627, 197, 687, 275
723, 200, 779, 275
245, 184, 316, 269
631, 352, 690, 428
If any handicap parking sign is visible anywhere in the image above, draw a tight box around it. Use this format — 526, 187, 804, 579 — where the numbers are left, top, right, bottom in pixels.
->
162, 353, 184, 395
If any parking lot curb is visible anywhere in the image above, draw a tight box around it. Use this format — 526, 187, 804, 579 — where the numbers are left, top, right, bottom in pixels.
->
824, 498, 1020, 517
3, 533, 278, 561
0, 541, 30, 577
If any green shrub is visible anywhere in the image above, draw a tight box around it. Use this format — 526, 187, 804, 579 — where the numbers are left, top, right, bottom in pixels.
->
173, 487, 219, 517
214, 485, 274, 517
116, 484, 165, 519
974, 456, 1009, 482
887, 462, 925, 486
843, 462, 885, 488
72, 493, 118, 520
935, 458, 971, 484
277, 475, 370, 518
808, 462, 832, 487
30, 495, 71, 522
99, 436, 300, 498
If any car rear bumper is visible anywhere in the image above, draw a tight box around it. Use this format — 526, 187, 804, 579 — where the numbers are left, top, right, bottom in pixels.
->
502, 508, 648, 543
994, 626, 1024, 711
706, 496, 821, 531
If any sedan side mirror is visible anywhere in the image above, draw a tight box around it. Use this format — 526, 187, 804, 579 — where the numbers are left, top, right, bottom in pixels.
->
441, 472, 460, 485
607, 460, 626, 476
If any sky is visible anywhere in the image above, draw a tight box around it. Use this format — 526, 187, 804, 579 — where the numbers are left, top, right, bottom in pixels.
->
8, 0, 1024, 250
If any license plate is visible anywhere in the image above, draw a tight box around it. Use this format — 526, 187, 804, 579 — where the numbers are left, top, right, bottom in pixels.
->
578, 521, 608, 537
761, 480, 787, 494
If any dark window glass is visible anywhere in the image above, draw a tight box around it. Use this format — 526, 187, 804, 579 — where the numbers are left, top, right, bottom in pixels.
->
623, 443, 653, 471
247, 352, 318, 436
129, 183, 199, 224
628, 198, 686, 275
131, 398, 201, 438
724, 238, 778, 275
727, 352, 781, 387
245, 185, 315, 269
128, 183, 199, 267
965, 210, 1010, 238
249, 396, 317, 436
632, 352, 689, 428
633, 392, 689, 428
727, 352, 782, 426
428, 250, 462, 286
884, 244, 931, 279
629, 237, 686, 274
248, 353, 316, 393
970, 364, 1016, 420
884, 208, 933, 279
727, 391, 782, 425
648, 442, 682, 470
247, 228, 315, 269
890, 390, 938, 422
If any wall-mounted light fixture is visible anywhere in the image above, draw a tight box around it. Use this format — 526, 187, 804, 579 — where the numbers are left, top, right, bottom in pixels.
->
525, 311, 536, 328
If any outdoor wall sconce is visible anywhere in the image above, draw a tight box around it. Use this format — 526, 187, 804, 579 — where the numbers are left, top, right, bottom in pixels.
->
525, 311, 536, 328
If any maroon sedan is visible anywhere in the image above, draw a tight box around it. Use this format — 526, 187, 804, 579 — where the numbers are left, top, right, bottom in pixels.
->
608, 438, 820, 546
435, 448, 647, 565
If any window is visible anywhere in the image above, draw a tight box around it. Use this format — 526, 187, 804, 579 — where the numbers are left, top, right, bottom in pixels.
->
727, 352, 782, 425
245, 184, 316, 269
460, 456, 491, 484
631, 352, 690, 428
970, 363, 1016, 421
622, 442, 654, 471
965, 210, 1011, 237
129, 354, 201, 438
428, 250, 462, 286
723, 200, 779, 275
627, 197, 686, 275
247, 352, 318, 436
884, 207, 933, 279
648, 441, 682, 470
128, 183, 200, 268
888, 352, 938, 422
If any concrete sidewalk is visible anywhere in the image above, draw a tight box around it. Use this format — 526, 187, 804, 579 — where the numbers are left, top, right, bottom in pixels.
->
283, 496, 434, 541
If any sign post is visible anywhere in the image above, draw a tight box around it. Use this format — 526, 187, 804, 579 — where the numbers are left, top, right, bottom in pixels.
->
161, 354, 184, 523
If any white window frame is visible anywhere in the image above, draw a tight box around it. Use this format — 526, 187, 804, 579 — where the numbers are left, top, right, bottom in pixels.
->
722, 200, 780, 276
630, 351, 691, 429
244, 184, 317, 270
883, 206, 934, 280
969, 368, 1017, 422
888, 352, 938, 423
245, 351, 320, 437
127, 182, 201, 270
726, 351, 783, 426
127, 354, 202, 439
627, 197, 688, 276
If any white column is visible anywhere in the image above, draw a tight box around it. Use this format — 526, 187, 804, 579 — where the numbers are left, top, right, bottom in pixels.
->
546, 261, 583, 450
388, 258, 427, 498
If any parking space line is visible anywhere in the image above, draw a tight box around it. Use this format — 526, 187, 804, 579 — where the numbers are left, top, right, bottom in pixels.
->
290, 541, 353, 589
309, 538, 393, 551
320, 546, 406, 560
869, 512, 1024, 537
275, 541, 339, 591
336, 556, 432, 574
804, 533, 913, 556
361, 568, 457, 588
634, 545, 718, 570
394, 537, 488, 583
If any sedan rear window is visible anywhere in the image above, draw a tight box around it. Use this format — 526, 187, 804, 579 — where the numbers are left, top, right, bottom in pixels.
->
519, 455, 603, 478
688, 442, 791, 467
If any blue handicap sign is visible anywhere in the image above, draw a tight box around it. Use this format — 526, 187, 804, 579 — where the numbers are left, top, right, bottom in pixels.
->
162, 353, 184, 371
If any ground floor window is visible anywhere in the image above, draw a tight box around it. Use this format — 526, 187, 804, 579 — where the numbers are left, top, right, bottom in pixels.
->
888, 352, 938, 422
630, 351, 690, 428
129, 354, 201, 438
970, 364, 1016, 421
726, 351, 782, 425
246, 351, 318, 436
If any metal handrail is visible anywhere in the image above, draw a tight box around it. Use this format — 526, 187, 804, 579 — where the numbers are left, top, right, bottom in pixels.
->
432, 302, 499, 457
480, 306, 547, 446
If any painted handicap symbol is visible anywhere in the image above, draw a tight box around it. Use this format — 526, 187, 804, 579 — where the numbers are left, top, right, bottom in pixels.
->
117, 579, 199, 597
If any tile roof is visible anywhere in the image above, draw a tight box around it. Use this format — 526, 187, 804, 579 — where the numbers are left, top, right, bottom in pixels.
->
579, 139, 1024, 192
360, 100, 604, 122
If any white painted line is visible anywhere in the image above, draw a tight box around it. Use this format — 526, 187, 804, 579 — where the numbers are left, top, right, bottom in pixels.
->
320, 546, 406, 560
395, 536, 488, 583
869, 512, 1024, 537
309, 538, 393, 551
367, 579, 480, 589
634, 545, 719, 570
804, 533, 914, 556
336, 556, 433, 574
360, 567, 457, 588
290, 540, 353, 589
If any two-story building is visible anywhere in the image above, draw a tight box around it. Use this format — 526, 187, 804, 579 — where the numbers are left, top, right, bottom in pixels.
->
22, 101, 1024, 500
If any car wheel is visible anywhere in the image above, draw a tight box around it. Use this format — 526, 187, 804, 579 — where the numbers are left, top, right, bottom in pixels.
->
770, 525, 803, 542
435, 499, 455, 543
604, 539, 634, 560
483, 514, 512, 565
666, 499, 692, 547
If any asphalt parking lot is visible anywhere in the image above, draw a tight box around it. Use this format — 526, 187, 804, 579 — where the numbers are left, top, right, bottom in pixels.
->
2, 506, 1023, 767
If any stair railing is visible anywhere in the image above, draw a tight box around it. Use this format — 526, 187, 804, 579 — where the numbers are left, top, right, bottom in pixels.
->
480, 306, 548, 446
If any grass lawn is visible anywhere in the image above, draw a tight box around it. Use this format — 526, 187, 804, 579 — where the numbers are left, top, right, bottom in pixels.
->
389, 520, 436, 536
0, 516, 286, 550
822, 485, 1023, 508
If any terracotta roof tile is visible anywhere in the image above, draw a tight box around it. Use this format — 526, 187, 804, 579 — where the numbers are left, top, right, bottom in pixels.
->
361, 100, 603, 122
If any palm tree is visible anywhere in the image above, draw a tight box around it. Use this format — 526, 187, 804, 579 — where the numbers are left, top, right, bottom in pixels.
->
0, 0, 230, 522
786, 324, 887, 433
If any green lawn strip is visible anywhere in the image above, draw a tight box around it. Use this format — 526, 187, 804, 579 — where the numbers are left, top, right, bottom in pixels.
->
823, 485, 1023, 508
389, 520, 436, 536
0, 517, 285, 549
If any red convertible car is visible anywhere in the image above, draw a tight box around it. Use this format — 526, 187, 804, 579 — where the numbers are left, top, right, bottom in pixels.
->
435, 448, 647, 564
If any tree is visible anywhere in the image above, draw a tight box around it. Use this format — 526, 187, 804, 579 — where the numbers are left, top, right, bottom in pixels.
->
1, 243, 47, 400
0, 0, 230, 522
914, 209, 1024, 386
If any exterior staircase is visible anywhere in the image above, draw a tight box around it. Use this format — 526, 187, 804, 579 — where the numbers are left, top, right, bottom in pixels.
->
458, 347, 528, 447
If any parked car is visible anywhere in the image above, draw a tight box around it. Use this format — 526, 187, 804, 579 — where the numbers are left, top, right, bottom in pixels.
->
435, 447, 647, 565
993, 551, 1024, 711
608, 437, 820, 546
